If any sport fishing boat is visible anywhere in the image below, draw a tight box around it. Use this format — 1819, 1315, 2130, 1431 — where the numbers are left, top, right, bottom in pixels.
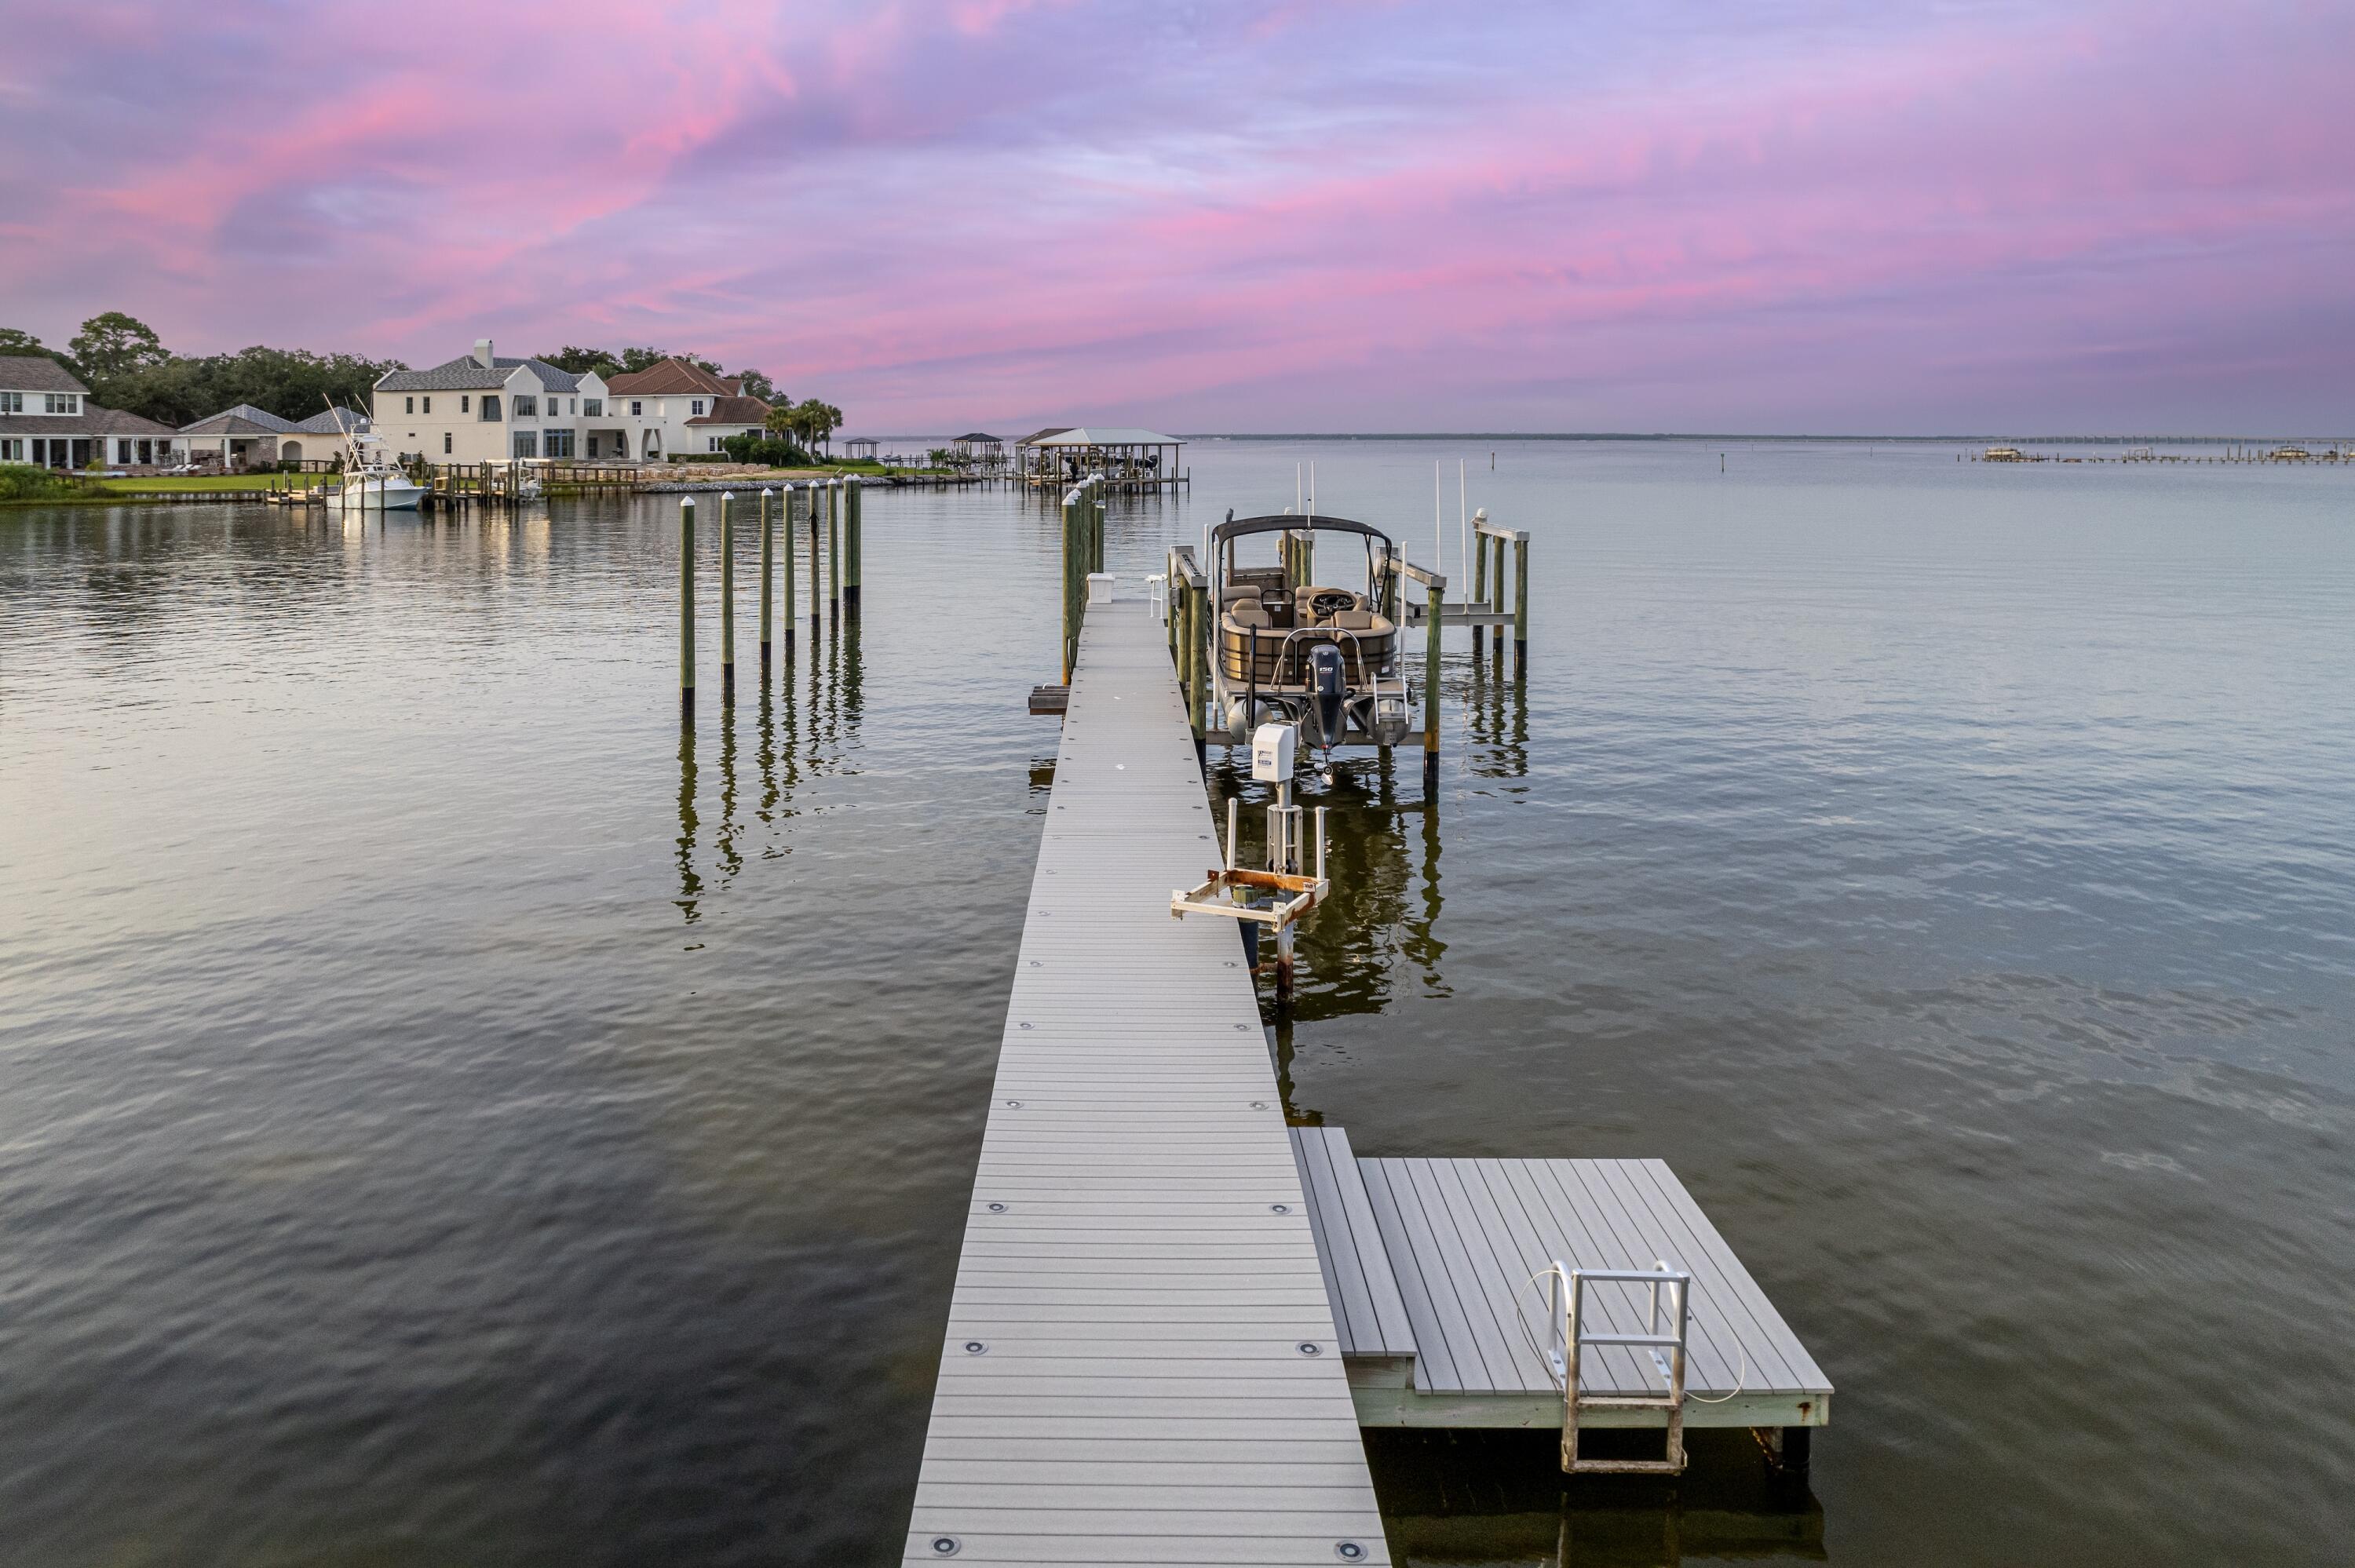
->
1207, 511, 1414, 757
320, 399, 424, 509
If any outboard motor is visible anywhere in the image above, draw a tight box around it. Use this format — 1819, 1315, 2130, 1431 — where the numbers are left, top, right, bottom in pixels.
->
1307, 643, 1346, 746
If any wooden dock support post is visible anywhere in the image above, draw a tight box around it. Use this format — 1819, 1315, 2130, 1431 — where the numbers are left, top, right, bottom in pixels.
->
1513, 533, 1529, 664
1187, 566, 1209, 767
1061, 488, 1080, 684
719, 491, 736, 705
1422, 569, 1445, 790
845, 480, 862, 615
758, 487, 774, 684
678, 497, 696, 718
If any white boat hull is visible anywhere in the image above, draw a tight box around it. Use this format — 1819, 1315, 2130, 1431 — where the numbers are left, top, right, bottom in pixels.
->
338, 474, 424, 510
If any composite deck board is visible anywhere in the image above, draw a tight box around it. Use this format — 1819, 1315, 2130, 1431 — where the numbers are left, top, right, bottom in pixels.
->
904, 600, 1389, 1566
1354, 1154, 1830, 1411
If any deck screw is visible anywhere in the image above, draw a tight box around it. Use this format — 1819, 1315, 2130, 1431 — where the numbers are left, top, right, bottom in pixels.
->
1019, 1022, 1034, 1029
930, 1537, 960, 1557
1270, 1203, 1290, 1213
1028, 961, 1042, 968
1251, 1101, 1269, 1110
986, 1202, 1007, 1212
964, 1340, 988, 1355
1003, 1099, 1022, 1108
1334, 1543, 1365, 1561
1233, 1023, 1249, 1031
1298, 1341, 1321, 1355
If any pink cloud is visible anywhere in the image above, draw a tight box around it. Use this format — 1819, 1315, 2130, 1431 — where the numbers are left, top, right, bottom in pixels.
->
0, 1, 2348, 432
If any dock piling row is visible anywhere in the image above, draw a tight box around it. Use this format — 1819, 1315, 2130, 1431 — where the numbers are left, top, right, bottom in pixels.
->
678, 498, 696, 717
720, 492, 736, 706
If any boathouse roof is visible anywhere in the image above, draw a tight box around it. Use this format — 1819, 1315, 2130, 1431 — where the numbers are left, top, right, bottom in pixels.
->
1013, 427, 1073, 447
1029, 427, 1181, 447
179, 403, 298, 436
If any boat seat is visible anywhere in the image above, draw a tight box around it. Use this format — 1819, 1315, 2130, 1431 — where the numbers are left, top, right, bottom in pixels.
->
1223, 586, 1261, 607
1331, 608, 1378, 631
1229, 602, 1272, 629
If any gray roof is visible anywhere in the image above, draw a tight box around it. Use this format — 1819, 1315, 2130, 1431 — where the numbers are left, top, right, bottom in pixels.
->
181, 403, 296, 436
0, 403, 177, 437
0, 355, 91, 396
291, 407, 368, 436
1030, 426, 1182, 447
377, 354, 579, 393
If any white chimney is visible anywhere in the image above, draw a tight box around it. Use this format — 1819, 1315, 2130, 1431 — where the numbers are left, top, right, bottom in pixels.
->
473, 337, 495, 367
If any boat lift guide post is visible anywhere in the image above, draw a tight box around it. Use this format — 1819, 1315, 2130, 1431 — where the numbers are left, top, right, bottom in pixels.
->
1170, 721, 1332, 1003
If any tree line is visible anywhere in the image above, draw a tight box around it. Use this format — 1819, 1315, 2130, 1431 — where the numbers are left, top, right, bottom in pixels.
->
2, 313, 401, 428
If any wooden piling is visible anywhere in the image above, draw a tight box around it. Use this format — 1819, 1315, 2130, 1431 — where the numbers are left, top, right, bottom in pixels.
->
719, 491, 736, 705
1513, 534, 1529, 662
827, 481, 842, 617
845, 481, 863, 614
679, 497, 696, 717
807, 483, 823, 629
1422, 570, 1445, 791
759, 488, 774, 683
778, 488, 794, 663
1472, 526, 1488, 654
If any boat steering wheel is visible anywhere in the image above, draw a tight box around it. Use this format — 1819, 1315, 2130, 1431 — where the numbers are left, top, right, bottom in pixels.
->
1308, 589, 1354, 620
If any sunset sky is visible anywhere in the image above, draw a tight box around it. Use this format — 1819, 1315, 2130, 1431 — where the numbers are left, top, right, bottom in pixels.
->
4, 1, 2349, 433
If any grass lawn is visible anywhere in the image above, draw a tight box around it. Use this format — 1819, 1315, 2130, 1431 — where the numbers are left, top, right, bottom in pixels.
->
100, 473, 334, 493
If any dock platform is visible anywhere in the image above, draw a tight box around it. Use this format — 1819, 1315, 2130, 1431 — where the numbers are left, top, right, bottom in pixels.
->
902, 598, 1390, 1565
1291, 1127, 1831, 1435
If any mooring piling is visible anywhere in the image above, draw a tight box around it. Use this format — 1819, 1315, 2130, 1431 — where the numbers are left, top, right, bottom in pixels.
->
1423, 566, 1446, 789
845, 480, 863, 614
777, 488, 794, 662
758, 487, 774, 683
1513, 532, 1529, 661
678, 497, 696, 718
806, 483, 823, 630
827, 481, 842, 618
719, 491, 737, 706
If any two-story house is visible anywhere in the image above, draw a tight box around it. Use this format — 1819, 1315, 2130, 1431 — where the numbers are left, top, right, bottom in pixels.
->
371, 340, 614, 464
602, 358, 770, 459
0, 356, 184, 469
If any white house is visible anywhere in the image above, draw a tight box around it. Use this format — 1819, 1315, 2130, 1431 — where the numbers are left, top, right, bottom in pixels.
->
372, 340, 615, 464
602, 357, 770, 459
0, 355, 183, 469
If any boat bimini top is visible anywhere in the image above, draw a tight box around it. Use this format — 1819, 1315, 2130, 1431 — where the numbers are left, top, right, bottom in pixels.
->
1207, 511, 1413, 753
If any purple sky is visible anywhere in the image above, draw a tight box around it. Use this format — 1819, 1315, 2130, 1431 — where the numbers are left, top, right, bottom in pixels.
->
4, 2, 2350, 433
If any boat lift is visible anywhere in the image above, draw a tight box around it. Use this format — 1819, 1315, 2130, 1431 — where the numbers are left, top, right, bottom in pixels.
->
1171, 722, 1330, 1001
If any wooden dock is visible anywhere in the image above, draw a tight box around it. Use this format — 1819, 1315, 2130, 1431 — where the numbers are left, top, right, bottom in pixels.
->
901, 596, 1389, 1565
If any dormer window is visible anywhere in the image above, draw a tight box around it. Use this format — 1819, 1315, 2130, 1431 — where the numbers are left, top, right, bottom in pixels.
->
630, 400, 641, 417
584, 398, 602, 417
0, 393, 20, 414
44, 393, 80, 414
691, 399, 705, 416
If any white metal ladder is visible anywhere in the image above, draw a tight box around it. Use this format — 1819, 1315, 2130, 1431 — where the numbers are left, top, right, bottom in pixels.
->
1548, 1260, 1692, 1475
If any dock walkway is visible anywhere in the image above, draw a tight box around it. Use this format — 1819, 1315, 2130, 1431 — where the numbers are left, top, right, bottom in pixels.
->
903, 598, 1389, 1565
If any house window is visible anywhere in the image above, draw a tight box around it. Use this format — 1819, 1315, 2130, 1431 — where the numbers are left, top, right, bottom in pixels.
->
480, 395, 501, 421
691, 399, 705, 415
583, 398, 602, 417
630, 400, 642, 417
2, 438, 21, 461
117, 439, 133, 464
460, 395, 469, 414
421, 396, 430, 414
443, 432, 452, 454
405, 396, 414, 414
710, 436, 728, 452
544, 428, 575, 458
138, 439, 154, 464
45, 393, 81, 414
0, 393, 21, 413
512, 431, 538, 458
513, 395, 537, 418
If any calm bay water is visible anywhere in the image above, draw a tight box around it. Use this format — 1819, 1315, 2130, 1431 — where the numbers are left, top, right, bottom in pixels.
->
2, 442, 2350, 1566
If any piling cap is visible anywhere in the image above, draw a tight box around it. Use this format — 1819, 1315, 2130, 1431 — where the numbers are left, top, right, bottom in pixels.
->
721, 490, 734, 501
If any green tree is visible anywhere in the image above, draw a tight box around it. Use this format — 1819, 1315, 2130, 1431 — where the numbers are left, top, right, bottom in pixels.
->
69, 312, 169, 382
732, 366, 776, 402
538, 345, 623, 379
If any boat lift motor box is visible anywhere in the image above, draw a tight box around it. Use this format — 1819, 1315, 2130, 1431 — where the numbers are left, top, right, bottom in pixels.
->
1086, 571, 1115, 605
1251, 722, 1297, 782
